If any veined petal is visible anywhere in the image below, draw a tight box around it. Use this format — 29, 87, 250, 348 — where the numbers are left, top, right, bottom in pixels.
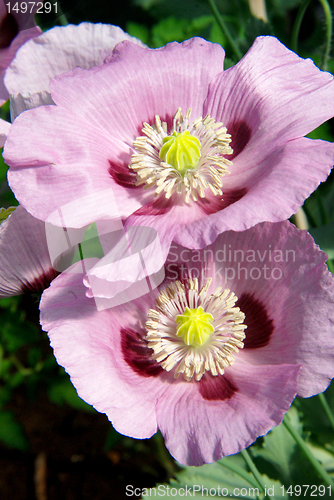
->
205, 36, 334, 152
156, 363, 300, 465
174, 137, 334, 247
5, 105, 144, 226
40, 266, 169, 438
5, 23, 146, 96
48, 38, 225, 145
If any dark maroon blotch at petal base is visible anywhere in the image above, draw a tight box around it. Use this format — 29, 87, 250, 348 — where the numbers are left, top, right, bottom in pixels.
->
199, 373, 238, 401
108, 160, 137, 189
236, 293, 274, 349
20, 268, 59, 294
227, 121, 252, 160
0, 13, 19, 49
197, 187, 248, 216
121, 328, 163, 378
132, 194, 174, 216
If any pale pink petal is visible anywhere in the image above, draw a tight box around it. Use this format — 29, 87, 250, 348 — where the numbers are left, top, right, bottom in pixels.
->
5, 105, 144, 225
48, 38, 225, 145
40, 267, 169, 438
5, 23, 145, 96
84, 226, 165, 305
205, 36, 334, 149
156, 363, 300, 465
174, 138, 334, 247
0, 206, 58, 296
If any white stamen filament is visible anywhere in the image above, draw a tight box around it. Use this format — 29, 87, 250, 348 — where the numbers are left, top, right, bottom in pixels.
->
129, 108, 233, 203
145, 278, 246, 382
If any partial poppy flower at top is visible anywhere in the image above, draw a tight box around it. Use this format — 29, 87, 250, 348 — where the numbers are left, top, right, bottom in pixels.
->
40, 221, 334, 465
0, 23, 147, 295
4, 36, 334, 256
0, 0, 41, 105
0, 0, 41, 145
4, 22, 146, 116
0, 22, 145, 145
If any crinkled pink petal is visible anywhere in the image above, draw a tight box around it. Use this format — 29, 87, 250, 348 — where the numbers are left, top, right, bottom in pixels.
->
156, 363, 300, 465
5, 105, 144, 225
174, 137, 334, 247
40, 267, 169, 438
48, 38, 225, 145
0, 116, 10, 146
5, 23, 146, 96
205, 36, 334, 150
0, 206, 58, 296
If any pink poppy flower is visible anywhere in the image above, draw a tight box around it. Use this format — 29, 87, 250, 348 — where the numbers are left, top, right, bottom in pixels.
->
4, 36, 334, 254
40, 221, 334, 465
0, 0, 41, 106
0, 22, 145, 145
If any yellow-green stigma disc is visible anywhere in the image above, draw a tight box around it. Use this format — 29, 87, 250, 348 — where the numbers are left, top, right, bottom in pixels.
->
176, 306, 214, 347
159, 130, 201, 175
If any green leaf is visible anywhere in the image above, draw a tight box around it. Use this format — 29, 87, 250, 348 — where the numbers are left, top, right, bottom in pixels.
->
47, 375, 95, 413
151, 17, 191, 47
0, 410, 29, 450
0, 309, 39, 353
126, 21, 149, 44
309, 221, 334, 259
104, 427, 122, 451
252, 406, 321, 486
142, 456, 286, 499
252, 407, 302, 484
303, 170, 334, 227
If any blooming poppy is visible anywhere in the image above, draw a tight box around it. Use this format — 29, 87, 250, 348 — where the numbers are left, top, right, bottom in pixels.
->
40, 221, 334, 465
4, 36, 334, 254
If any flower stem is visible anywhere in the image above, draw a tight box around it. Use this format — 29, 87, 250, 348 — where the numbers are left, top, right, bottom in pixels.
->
78, 243, 84, 261
291, 0, 311, 53
240, 449, 269, 498
318, 392, 334, 433
318, 0, 332, 71
56, 3, 69, 26
207, 0, 243, 61
283, 414, 334, 488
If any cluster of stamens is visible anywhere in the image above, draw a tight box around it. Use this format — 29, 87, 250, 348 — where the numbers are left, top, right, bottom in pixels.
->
129, 108, 233, 203
145, 278, 246, 382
